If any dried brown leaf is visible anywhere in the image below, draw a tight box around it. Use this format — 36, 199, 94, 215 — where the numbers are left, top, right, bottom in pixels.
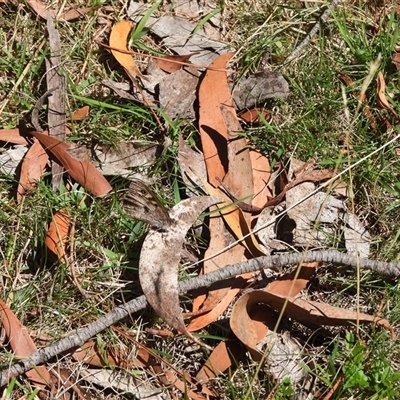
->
265, 262, 319, 297
230, 293, 276, 361
376, 71, 397, 116
70, 106, 89, 121
203, 181, 265, 257
187, 277, 249, 332
110, 21, 143, 78
45, 209, 71, 261
164, 370, 208, 400
0, 128, 29, 145
220, 104, 254, 207
191, 210, 246, 315
198, 53, 234, 185
59, 7, 96, 21
0, 299, 51, 387
17, 138, 49, 202
196, 339, 245, 383
30, 131, 112, 197
72, 340, 135, 368
187, 175, 260, 322
26, 0, 94, 20
26, 0, 56, 18
27, 0, 94, 21
153, 52, 199, 73
239, 107, 272, 124
263, 291, 395, 338
230, 263, 318, 360
249, 149, 272, 209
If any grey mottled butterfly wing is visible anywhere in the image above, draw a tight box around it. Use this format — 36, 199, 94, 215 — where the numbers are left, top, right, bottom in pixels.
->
123, 179, 172, 230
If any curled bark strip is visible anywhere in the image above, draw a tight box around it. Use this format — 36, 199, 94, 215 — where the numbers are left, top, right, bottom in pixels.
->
31, 88, 58, 132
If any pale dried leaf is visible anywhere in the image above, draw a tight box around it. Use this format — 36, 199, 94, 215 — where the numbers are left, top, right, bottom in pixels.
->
159, 66, 200, 120
260, 331, 306, 383
101, 78, 139, 101
177, 136, 207, 194
171, 0, 217, 21
255, 206, 287, 254
149, 15, 230, 66
0, 145, 29, 175
286, 182, 370, 256
67, 141, 161, 177
139, 196, 223, 339
94, 142, 161, 175
232, 71, 290, 110
79, 369, 166, 399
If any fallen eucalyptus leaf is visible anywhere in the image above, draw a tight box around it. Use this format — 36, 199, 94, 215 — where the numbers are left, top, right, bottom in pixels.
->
139, 196, 223, 343
0, 145, 29, 175
286, 182, 370, 257
232, 71, 290, 111
146, 15, 230, 66
79, 369, 165, 399
158, 66, 200, 120
68, 141, 162, 177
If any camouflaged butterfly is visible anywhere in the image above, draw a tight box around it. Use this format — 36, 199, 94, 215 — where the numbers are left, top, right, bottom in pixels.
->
123, 179, 172, 230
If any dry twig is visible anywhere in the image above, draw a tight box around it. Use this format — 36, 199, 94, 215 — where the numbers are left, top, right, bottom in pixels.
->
0, 250, 399, 387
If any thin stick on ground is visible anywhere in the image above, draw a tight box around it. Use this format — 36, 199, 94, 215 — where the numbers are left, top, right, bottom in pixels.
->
0, 249, 399, 387
285, 0, 342, 64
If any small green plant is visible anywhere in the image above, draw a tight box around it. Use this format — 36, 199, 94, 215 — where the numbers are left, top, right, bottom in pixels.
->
274, 377, 295, 399
334, 332, 400, 399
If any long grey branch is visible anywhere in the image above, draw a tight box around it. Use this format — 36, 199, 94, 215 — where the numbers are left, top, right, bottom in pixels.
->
0, 249, 398, 387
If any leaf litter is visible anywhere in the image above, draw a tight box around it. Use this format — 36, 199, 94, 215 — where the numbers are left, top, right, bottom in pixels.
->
1, 1, 400, 398
105, 15, 289, 122
26, 0, 96, 21
139, 195, 223, 349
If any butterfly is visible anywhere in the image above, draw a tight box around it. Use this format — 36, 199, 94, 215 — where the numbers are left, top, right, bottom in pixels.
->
123, 179, 172, 230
